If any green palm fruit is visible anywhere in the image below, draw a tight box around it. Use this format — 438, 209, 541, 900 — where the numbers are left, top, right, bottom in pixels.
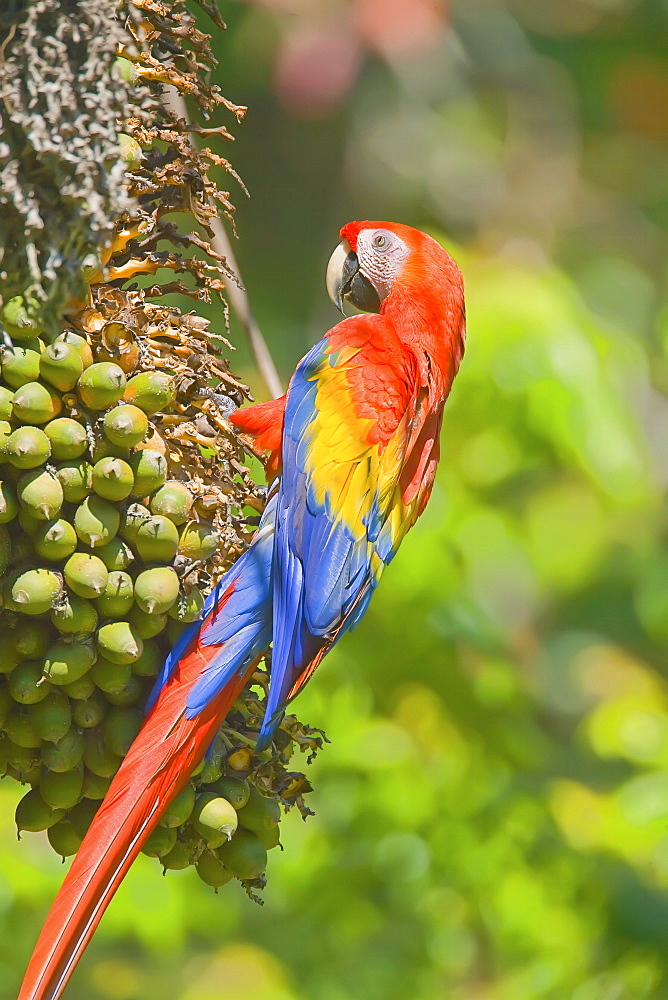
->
0, 641, 22, 675
236, 785, 280, 835
0, 737, 15, 777
131, 639, 161, 677
69, 799, 98, 838
42, 638, 96, 685
12, 381, 62, 424
168, 587, 205, 623
61, 675, 96, 700
256, 823, 281, 851
18, 507, 42, 536
210, 776, 250, 812
16, 789, 64, 833
142, 825, 177, 858
149, 481, 193, 525
178, 521, 220, 562
134, 566, 180, 615
5, 741, 41, 781
41, 727, 85, 772
119, 503, 150, 544
161, 841, 196, 871
0, 683, 11, 726
17, 469, 63, 520
103, 404, 148, 448
6, 426, 51, 469
160, 782, 196, 829
102, 706, 143, 756
34, 519, 78, 562
127, 605, 167, 639
0, 419, 11, 461
48, 817, 83, 857
82, 770, 112, 800
89, 435, 129, 463
45, 418, 88, 460
11, 619, 51, 659
55, 332, 94, 369
30, 691, 71, 743
55, 459, 93, 502
74, 495, 120, 548
83, 729, 122, 778
40, 764, 85, 810
72, 690, 107, 728
8, 661, 51, 704
91, 456, 134, 501
63, 552, 108, 598
117, 133, 143, 168
196, 851, 234, 889
217, 828, 267, 880
198, 737, 226, 784
115, 56, 138, 83
0, 526, 9, 575
135, 514, 179, 562
5, 706, 42, 748
96, 537, 134, 572
94, 571, 134, 618
39, 341, 84, 392
11, 568, 62, 614
90, 656, 131, 695
2, 295, 42, 340
165, 619, 187, 646
97, 621, 143, 664
191, 793, 238, 848
77, 362, 127, 410
123, 371, 176, 414
105, 676, 142, 706
1, 340, 42, 389
0, 386, 14, 420
51, 594, 98, 635
190, 758, 206, 778
0, 480, 18, 522
129, 449, 167, 498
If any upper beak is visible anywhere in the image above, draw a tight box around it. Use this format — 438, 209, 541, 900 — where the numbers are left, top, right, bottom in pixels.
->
326, 239, 356, 314
326, 239, 382, 315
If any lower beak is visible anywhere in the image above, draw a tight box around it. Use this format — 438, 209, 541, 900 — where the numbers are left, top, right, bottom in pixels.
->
326, 239, 381, 315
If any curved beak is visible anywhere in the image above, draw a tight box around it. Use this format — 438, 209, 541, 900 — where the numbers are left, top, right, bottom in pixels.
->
326, 239, 381, 315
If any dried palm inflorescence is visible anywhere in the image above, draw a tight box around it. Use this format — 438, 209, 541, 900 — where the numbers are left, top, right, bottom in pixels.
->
0, 0, 320, 894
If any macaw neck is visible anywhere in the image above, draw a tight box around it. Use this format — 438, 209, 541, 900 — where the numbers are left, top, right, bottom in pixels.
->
380, 283, 465, 387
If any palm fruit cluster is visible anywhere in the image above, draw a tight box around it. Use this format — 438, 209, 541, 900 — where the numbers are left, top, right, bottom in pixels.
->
0, 0, 321, 895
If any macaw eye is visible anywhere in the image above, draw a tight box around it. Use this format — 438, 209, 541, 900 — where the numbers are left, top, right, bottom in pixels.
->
373, 234, 387, 249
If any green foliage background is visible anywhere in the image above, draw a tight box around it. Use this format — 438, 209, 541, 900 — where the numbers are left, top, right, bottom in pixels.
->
4, 1, 668, 997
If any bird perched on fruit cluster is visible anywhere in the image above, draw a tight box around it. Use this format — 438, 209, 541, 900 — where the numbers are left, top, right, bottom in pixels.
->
19, 220, 465, 1000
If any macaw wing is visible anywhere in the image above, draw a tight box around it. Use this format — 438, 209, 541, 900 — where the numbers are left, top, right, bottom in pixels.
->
257, 316, 421, 744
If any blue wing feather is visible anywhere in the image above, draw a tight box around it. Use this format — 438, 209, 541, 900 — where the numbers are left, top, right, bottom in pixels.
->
256, 334, 409, 748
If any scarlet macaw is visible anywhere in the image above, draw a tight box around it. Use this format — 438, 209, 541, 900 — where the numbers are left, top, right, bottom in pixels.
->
19, 221, 465, 1000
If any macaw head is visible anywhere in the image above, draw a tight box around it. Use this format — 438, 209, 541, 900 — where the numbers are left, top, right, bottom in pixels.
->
326, 220, 463, 316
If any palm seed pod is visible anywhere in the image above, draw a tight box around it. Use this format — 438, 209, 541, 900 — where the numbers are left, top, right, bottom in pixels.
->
12, 381, 62, 424
6, 426, 51, 469
77, 363, 126, 410
17, 470, 63, 521
45, 418, 88, 460
63, 552, 108, 598
103, 404, 148, 448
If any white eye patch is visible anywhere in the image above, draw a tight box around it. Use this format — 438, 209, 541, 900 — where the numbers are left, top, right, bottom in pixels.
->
356, 229, 410, 302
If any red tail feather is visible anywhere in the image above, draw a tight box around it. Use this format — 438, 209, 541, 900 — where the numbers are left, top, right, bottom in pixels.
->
19, 643, 255, 1000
